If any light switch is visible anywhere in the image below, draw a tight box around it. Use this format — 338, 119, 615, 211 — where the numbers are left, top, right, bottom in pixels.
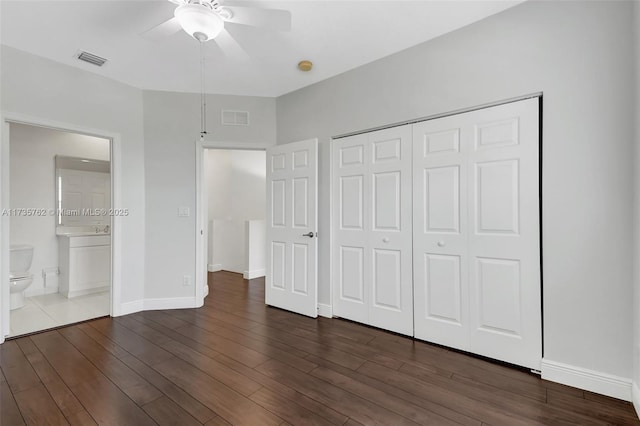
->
178, 206, 190, 217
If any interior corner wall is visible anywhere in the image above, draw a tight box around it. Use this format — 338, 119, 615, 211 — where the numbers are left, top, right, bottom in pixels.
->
0, 46, 146, 307
143, 90, 275, 300
276, 0, 635, 381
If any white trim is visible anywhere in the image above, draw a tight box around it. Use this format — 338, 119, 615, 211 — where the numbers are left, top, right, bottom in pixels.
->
208, 263, 222, 272
318, 303, 333, 318
119, 300, 144, 316
632, 381, 640, 419
541, 359, 632, 401
0, 112, 124, 335
144, 297, 200, 310
195, 138, 205, 309
243, 269, 265, 280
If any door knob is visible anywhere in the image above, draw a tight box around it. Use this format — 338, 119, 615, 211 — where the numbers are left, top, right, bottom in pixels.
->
382, 237, 390, 243
437, 241, 445, 247
302, 232, 315, 238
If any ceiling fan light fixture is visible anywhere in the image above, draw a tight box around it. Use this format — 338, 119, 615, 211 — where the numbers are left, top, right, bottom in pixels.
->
174, 4, 224, 42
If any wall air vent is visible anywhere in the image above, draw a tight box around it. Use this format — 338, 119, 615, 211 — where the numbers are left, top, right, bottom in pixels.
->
77, 51, 107, 67
222, 110, 250, 126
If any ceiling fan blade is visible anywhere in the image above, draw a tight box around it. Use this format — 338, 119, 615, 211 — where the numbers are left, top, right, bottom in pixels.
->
215, 29, 250, 62
224, 6, 291, 31
140, 17, 182, 41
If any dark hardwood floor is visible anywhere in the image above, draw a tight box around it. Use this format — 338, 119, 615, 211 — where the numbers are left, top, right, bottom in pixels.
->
1, 271, 638, 425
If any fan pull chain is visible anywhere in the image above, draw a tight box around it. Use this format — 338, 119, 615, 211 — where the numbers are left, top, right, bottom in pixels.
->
200, 40, 207, 140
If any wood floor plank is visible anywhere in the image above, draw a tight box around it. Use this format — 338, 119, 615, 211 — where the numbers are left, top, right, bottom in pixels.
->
87, 319, 175, 366
117, 315, 264, 397
249, 387, 336, 426
1, 378, 25, 426
358, 360, 540, 426
29, 331, 157, 426
119, 354, 218, 424
305, 354, 480, 426
65, 410, 98, 426
214, 354, 349, 425
12, 383, 69, 426
152, 356, 283, 425
58, 326, 163, 406
309, 365, 461, 425
142, 395, 201, 426
17, 338, 87, 418
547, 388, 640, 425
256, 358, 420, 426
0, 340, 42, 393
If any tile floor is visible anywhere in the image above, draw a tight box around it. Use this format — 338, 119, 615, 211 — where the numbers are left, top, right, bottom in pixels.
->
8, 291, 110, 337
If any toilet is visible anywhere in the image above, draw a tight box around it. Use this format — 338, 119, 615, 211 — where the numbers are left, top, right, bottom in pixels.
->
10, 244, 34, 310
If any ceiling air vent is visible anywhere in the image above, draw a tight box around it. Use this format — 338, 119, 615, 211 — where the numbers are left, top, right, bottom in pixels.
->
77, 51, 107, 67
222, 110, 250, 126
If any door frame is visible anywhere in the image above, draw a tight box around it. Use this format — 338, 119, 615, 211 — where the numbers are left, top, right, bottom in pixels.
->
0, 112, 123, 342
194, 139, 272, 304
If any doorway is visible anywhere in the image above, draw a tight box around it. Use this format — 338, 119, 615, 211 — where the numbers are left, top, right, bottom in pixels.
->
196, 142, 269, 297
1, 116, 122, 341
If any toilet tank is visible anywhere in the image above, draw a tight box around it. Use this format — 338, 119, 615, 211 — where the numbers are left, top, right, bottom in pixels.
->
10, 244, 34, 272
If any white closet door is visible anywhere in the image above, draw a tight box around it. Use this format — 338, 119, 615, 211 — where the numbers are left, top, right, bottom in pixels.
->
368, 127, 413, 335
468, 99, 540, 369
266, 139, 318, 318
413, 98, 541, 369
333, 133, 369, 324
333, 126, 413, 336
412, 116, 469, 348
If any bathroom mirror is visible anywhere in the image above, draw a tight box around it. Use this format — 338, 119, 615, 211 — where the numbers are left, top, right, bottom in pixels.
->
55, 156, 111, 226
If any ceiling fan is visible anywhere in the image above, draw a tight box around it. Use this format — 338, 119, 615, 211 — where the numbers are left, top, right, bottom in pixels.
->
142, 0, 292, 42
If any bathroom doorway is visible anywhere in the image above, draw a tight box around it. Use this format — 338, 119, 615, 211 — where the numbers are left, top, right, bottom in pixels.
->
5, 123, 113, 337
205, 148, 267, 280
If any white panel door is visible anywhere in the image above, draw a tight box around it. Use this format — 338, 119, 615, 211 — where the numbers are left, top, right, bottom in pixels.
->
333, 126, 413, 336
412, 119, 469, 348
266, 139, 318, 318
468, 99, 540, 369
413, 98, 541, 369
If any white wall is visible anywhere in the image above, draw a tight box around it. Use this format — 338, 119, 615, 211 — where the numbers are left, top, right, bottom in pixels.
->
1, 46, 146, 310
277, 0, 635, 382
9, 123, 109, 296
143, 90, 275, 299
207, 150, 266, 274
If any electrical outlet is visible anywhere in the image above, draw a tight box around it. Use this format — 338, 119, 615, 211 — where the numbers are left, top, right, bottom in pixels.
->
183, 275, 192, 286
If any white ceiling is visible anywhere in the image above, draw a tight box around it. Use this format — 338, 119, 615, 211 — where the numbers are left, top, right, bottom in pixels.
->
0, 1, 524, 97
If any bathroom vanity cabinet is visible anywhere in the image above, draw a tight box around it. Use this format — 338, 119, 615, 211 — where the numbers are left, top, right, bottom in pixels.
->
58, 234, 110, 298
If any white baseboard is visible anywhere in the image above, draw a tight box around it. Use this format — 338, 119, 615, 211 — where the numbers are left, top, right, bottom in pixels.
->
541, 359, 632, 401
204, 284, 209, 298
318, 303, 333, 318
243, 269, 265, 279
143, 297, 199, 311
208, 263, 222, 272
117, 299, 144, 316
633, 382, 640, 419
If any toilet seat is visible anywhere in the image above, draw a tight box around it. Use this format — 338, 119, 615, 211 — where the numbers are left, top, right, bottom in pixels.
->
10, 272, 32, 280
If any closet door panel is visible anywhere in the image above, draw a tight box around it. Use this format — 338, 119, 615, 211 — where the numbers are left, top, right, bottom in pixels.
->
333, 134, 370, 323
367, 126, 413, 336
467, 98, 541, 370
413, 117, 469, 348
